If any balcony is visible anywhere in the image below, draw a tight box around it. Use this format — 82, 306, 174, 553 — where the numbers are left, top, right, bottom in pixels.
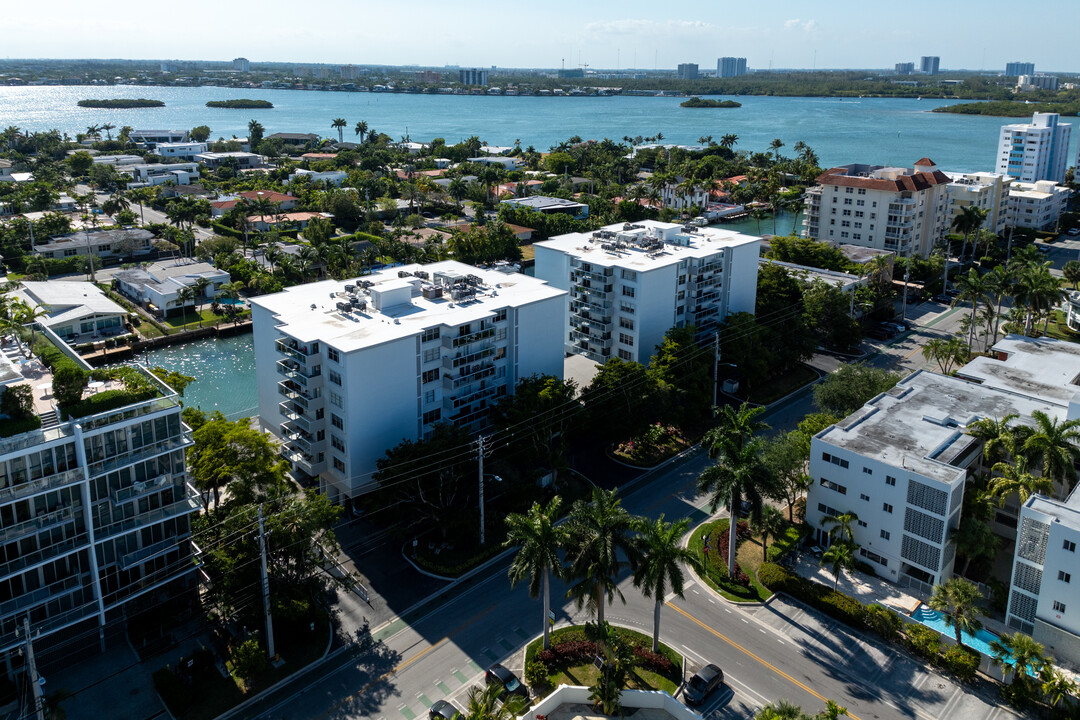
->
276, 358, 320, 380
446, 347, 496, 370
110, 474, 175, 506
0, 506, 76, 544
570, 298, 612, 314
277, 381, 312, 409
570, 266, 614, 283
283, 429, 314, 454
275, 338, 319, 364
120, 535, 188, 570
447, 382, 499, 411
280, 404, 314, 432
448, 365, 495, 389
0, 467, 84, 504
0, 534, 85, 581
571, 330, 612, 346
86, 432, 193, 478
95, 496, 201, 540
447, 327, 496, 349
0, 574, 86, 620
575, 347, 612, 364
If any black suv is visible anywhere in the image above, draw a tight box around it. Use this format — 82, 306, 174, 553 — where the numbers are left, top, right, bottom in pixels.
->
684, 663, 724, 706
485, 663, 529, 701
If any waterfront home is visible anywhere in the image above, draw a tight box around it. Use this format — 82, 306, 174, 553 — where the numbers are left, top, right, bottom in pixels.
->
11, 281, 128, 343
501, 195, 589, 220
266, 132, 320, 147
248, 211, 334, 232
209, 190, 298, 218
113, 261, 230, 317
194, 151, 264, 170
287, 168, 347, 187
91, 154, 145, 167
125, 163, 200, 187
467, 156, 524, 171
155, 141, 209, 160
34, 228, 154, 261
0, 160, 12, 182
129, 129, 189, 148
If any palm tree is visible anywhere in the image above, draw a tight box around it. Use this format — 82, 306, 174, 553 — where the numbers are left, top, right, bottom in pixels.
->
127, 187, 153, 225
820, 510, 859, 546
921, 336, 967, 374
821, 541, 856, 591
989, 455, 1053, 506
990, 632, 1048, 690
175, 286, 195, 328
719, 134, 739, 151
192, 277, 211, 325
751, 505, 786, 562
1021, 409, 1080, 490
11, 301, 49, 356
769, 138, 785, 164
565, 488, 640, 627
965, 414, 1018, 465
632, 515, 700, 652
697, 403, 770, 576
354, 120, 368, 140
753, 700, 811, 720
950, 205, 987, 265
463, 683, 526, 720
928, 577, 984, 647
331, 118, 347, 144
952, 268, 992, 351
101, 123, 116, 141
447, 177, 468, 211
503, 497, 567, 651
1039, 665, 1078, 708
1063, 260, 1080, 290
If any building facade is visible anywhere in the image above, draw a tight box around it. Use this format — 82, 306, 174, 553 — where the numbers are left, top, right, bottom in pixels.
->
155, 142, 209, 161
232, 57, 250, 72
943, 171, 1013, 235
802, 159, 952, 258
1006, 61, 1035, 76
1007, 180, 1072, 230
716, 57, 747, 78
459, 69, 489, 86
920, 56, 940, 74
996, 112, 1072, 183
534, 220, 759, 364
676, 63, 699, 80
895, 62, 914, 75
250, 262, 566, 500
0, 360, 197, 666
1018, 75, 1058, 92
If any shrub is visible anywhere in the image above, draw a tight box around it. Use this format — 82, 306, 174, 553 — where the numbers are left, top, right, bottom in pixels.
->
755, 561, 866, 628
52, 364, 89, 406
865, 604, 902, 642
632, 646, 674, 674
940, 645, 979, 683
230, 638, 267, 680
536, 638, 597, 665
524, 659, 549, 689
757, 562, 790, 589
1, 385, 33, 419
904, 624, 942, 661
0, 415, 42, 437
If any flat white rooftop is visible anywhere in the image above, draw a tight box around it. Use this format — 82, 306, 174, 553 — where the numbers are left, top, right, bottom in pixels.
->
819, 369, 1061, 484
536, 220, 760, 272
251, 261, 565, 352
759, 258, 861, 290
957, 335, 1080, 408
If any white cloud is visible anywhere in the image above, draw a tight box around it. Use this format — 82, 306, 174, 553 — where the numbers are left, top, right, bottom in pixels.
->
584, 19, 720, 38
784, 18, 818, 32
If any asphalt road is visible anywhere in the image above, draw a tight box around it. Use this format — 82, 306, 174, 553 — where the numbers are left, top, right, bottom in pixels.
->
242, 438, 1015, 720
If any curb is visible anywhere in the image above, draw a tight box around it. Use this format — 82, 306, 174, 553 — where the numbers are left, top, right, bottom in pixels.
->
685, 516, 766, 608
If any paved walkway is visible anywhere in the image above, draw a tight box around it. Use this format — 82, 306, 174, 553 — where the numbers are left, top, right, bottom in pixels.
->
792, 555, 923, 615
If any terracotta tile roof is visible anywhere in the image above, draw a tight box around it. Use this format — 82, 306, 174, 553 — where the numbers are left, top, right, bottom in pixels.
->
247, 211, 328, 224
238, 190, 296, 203
816, 167, 952, 192
301, 153, 338, 160
913, 157, 936, 166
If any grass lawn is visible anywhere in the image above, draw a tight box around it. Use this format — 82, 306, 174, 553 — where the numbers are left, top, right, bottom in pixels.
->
520, 244, 536, 261
525, 625, 681, 700
735, 364, 819, 405
162, 308, 248, 331
689, 518, 770, 602
1044, 310, 1079, 343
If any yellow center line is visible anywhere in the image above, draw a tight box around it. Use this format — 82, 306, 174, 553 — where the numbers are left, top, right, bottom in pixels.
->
666, 601, 864, 720
902, 342, 926, 361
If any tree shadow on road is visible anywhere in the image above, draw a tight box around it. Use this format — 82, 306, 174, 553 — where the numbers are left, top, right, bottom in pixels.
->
319, 623, 404, 719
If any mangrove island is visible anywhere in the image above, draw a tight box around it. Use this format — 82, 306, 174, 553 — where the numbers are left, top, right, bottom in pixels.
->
77, 98, 165, 108
206, 99, 274, 109
680, 97, 742, 109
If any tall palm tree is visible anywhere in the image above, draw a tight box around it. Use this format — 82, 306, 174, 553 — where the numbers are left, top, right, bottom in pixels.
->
503, 496, 567, 651
751, 505, 786, 562
965, 414, 1018, 466
820, 511, 859, 546
821, 541, 856, 591
1063, 260, 1080, 291
192, 277, 211, 325
697, 403, 770, 576
565, 488, 640, 627
928, 577, 984, 647
769, 138, 785, 164
354, 120, 368, 139
331, 118, 347, 144
753, 700, 811, 720
951, 205, 987, 265
1021, 410, 1080, 491
989, 455, 1053, 506
719, 134, 738, 151
175, 286, 195, 328
990, 632, 1048, 690
632, 515, 699, 652
101, 123, 116, 141
951, 268, 992, 351
1039, 665, 1078, 708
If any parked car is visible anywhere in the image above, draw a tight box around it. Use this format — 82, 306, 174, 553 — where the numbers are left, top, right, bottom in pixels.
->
485, 663, 529, 700
1068, 228, 1080, 236
866, 326, 890, 341
429, 700, 462, 720
684, 663, 724, 706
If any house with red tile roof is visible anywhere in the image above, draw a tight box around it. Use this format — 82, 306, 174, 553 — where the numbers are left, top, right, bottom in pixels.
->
210, 190, 299, 217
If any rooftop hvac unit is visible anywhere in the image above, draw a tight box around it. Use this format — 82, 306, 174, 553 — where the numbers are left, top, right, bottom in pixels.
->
344, 284, 356, 292
415, 270, 429, 279
398, 270, 412, 278
466, 274, 482, 286
356, 301, 367, 312
422, 285, 444, 300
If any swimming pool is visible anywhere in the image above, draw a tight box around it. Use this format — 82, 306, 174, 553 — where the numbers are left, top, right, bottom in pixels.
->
911, 604, 1002, 657
214, 297, 245, 305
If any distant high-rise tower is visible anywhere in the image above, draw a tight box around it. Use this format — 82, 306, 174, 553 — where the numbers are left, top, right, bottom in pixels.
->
1006, 61, 1036, 77
677, 63, 699, 80
459, 68, 489, 86
996, 112, 1072, 183
920, 56, 940, 75
717, 57, 747, 78
895, 62, 914, 75
232, 57, 250, 73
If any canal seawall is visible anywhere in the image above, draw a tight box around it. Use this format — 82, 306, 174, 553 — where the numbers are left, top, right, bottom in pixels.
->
82, 321, 252, 367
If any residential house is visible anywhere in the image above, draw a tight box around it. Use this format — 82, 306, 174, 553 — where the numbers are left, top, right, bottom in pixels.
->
501, 196, 589, 220
11, 281, 128, 343
34, 228, 154, 261
129, 130, 189, 148
154, 142, 209, 160
113, 261, 230, 317
209, 190, 298, 218
287, 168, 347, 187
1007, 180, 1072, 230
194, 151, 264, 170
125, 163, 200, 188
248, 211, 333, 232
266, 132, 320, 147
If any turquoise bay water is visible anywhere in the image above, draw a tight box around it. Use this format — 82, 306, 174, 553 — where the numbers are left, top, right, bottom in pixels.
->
0, 86, 1069, 172
134, 334, 257, 420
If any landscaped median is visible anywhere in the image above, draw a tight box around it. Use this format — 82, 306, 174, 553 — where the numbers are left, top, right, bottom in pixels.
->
689, 516, 804, 603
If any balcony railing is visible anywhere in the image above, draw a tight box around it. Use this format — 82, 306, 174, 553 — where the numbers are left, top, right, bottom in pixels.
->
110, 474, 175, 505
277, 381, 311, 408
86, 432, 192, 478
120, 535, 188, 570
447, 327, 496, 349
275, 339, 319, 364
276, 358, 320, 379
0, 574, 85, 620
0, 467, 84, 504
0, 507, 76, 544
95, 496, 201, 540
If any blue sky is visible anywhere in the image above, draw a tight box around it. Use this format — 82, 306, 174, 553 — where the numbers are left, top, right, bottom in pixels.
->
8, 1, 1080, 73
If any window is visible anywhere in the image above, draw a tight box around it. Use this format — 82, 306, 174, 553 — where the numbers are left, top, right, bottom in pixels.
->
622, 286, 635, 298
424, 389, 436, 403
330, 414, 344, 430
842, 209, 852, 217
857, 188, 866, 195
422, 409, 441, 424
330, 435, 345, 452
880, 530, 891, 540
1053, 601, 1067, 613
494, 308, 507, 322
819, 478, 847, 494
862, 467, 872, 475
619, 333, 634, 347
423, 347, 440, 363
860, 493, 870, 502
618, 349, 633, 360
1059, 571, 1072, 583
620, 301, 635, 314
845, 187, 853, 194
326, 347, 340, 362
329, 392, 343, 409
1065, 540, 1076, 552
332, 457, 345, 472
422, 369, 440, 384
883, 503, 893, 514
421, 327, 440, 342
857, 520, 867, 528
328, 370, 342, 386
821, 452, 849, 469
621, 269, 637, 281
844, 198, 852, 205
885, 476, 896, 486
859, 548, 887, 567
619, 317, 634, 330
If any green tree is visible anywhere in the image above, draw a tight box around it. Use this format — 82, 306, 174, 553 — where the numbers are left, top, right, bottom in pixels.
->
990, 632, 1047, 694
52, 363, 88, 407
697, 403, 770, 575
67, 150, 93, 175
1063, 260, 1080, 290
647, 325, 713, 425
1039, 665, 1078, 709
801, 279, 861, 350
632, 515, 700, 652
175, 286, 194, 327
230, 638, 267, 680
951, 205, 987, 265
189, 413, 289, 510
750, 505, 787, 562
989, 455, 1053, 507
248, 119, 264, 148
1020, 409, 1080, 490
821, 511, 859, 545
331, 117, 347, 144
921, 336, 968, 374
928, 577, 984, 647
761, 432, 811, 522
190, 125, 211, 142
813, 363, 901, 417
464, 682, 527, 720
490, 374, 578, 485
580, 358, 659, 445
821, 541, 856, 591
753, 700, 811, 719
504, 497, 567, 651
565, 488, 641, 626
952, 268, 993, 351
965, 414, 1018, 465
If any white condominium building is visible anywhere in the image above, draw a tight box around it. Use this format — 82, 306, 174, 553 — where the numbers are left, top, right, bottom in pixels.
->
250, 262, 566, 500
802, 158, 952, 258
0, 356, 197, 666
533, 221, 759, 365
1007, 180, 1072, 231
943, 171, 1013, 235
996, 112, 1072, 184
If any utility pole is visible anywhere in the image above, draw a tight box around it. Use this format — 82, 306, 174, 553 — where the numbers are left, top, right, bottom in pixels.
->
713, 332, 720, 409
21, 617, 45, 720
257, 506, 276, 663
476, 435, 491, 545
901, 245, 912, 320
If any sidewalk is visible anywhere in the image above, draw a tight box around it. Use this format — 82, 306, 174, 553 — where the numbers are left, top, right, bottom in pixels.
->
791, 554, 922, 615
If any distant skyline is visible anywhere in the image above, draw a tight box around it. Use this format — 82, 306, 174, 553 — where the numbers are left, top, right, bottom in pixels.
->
8, 0, 1080, 74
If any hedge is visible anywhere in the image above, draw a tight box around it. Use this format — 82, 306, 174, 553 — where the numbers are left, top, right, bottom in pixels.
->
756, 562, 867, 629
211, 222, 243, 239
63, 388, 156, 419
0, 416, 42, 438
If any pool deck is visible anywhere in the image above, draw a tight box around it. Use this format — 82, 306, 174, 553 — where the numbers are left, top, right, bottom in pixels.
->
793, 555, 922, 615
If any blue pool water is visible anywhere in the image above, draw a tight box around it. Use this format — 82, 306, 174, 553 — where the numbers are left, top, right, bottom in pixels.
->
214, 298, 245, 305
911, 604, 1004, 659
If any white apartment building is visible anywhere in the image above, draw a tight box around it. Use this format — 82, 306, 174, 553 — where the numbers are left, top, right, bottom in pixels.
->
128, 130, 188, 148
1017, 75, 1058, 92
125, 163, 200, 187
659, 178, 711, 210
943, 171, 1013, 235
533, 220, 759, 364
154, 142, 209, 160
802, 159, 952, 258
250, 262, 566, 500
996, 112, 1072, 183
1007, 180, 1072, 230
0, 357, 197, 666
